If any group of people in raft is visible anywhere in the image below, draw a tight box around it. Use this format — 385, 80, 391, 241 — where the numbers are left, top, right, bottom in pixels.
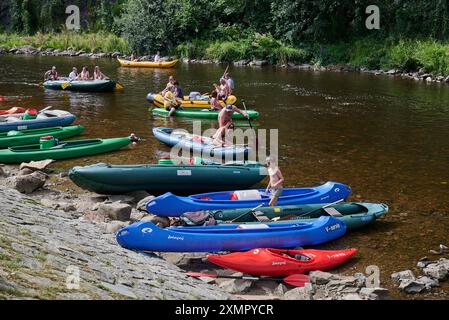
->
159, 73, 284, 206
44, 65, 109, 81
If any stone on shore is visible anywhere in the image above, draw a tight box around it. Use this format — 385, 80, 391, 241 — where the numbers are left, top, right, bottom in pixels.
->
104, 220, 129, 234
136, 195, 155, 211
6, 170, 47, 194
97, 202, 132, 221
19, 159, 55, 171
218, 278, 253, 294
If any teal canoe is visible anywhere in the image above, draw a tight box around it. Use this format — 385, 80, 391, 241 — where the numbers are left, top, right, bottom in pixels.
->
0, 137, 131, 163
69, 160, 267, 194
43, 80, 117, 92
151, 108, 260, 120
206, 202, 388, 231
0, 125, 85, 148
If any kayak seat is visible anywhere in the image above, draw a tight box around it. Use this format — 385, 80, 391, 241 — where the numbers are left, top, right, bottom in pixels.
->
323, 207, 344, 217
293, 254, 312, 261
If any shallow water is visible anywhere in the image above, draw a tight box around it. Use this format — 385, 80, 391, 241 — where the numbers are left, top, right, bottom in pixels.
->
1, 54, 448, 299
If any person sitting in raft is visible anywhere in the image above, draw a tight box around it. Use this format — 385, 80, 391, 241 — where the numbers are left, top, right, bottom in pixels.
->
214, 78, 231, 100
265, 156, 284, 206
221, 73, 235, 94
154, 51, 162, 62
68, 67, 78, 81
93, 66, 108, 80
162, 75, 176, 95
44, 66, 59, 81
163, 91, 181, 117
172, 81, 184, 102
130, 51, 138, 62
77, 66, 90, 80
210, 91, 223, 110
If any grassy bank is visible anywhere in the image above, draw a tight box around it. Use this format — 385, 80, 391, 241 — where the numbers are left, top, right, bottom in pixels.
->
2, 32, 449, 76
175, 37, 449, 76
0, 32, 130, 54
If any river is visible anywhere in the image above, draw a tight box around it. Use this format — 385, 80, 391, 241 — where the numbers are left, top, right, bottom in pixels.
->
0, 54, 448, 299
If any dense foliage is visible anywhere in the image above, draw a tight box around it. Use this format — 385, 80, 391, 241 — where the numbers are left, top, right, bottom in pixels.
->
2, 1, 449, 74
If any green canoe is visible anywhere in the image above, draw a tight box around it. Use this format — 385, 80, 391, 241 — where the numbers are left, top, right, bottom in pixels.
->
151, 108, 260, 120
0, 137, 131, 163
208, 202, 388, 231
0, 125, 85, 149
43, 80, 118, 92
69, 160, 267, 194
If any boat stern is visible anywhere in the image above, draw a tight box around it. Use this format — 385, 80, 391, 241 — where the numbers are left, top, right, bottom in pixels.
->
146, 92, 156, 104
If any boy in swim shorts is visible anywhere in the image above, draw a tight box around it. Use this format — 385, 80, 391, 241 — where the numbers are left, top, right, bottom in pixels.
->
265, 156, 284, 206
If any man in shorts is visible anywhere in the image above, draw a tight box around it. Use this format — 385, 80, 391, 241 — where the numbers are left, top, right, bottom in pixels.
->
265, 156, 284, 206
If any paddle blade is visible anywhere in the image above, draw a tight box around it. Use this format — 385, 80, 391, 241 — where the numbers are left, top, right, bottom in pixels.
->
61, 82, 70, 90
115, 83, 124, 91
283, 274, 310, 287
186, 272, 218, 279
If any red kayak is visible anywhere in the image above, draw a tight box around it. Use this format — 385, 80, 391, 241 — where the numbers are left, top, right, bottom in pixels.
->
207, 248, 357, 277
0, 107, 26, 115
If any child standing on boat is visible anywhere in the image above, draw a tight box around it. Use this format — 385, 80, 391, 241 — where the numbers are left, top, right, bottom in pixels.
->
265, 156, 284, 206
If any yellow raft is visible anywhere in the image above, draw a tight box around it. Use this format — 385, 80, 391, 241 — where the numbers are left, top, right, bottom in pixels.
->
117, 58, 178, 68
146, 93, 237, 109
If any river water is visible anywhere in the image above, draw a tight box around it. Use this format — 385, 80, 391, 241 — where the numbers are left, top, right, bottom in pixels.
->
1, 54, 448, 299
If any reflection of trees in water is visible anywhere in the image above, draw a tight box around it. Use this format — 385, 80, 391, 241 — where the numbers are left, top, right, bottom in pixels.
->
117, 67, 175, 89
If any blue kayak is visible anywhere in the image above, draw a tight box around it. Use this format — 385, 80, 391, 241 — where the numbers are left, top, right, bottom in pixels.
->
0, 110, 76, 132
153, 127, 251, 161
116, 216, 347, 253
146, 181, 352, 217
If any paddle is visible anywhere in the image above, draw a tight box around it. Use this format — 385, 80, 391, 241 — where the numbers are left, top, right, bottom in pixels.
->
186, 272, 310, 287
229, 204, 264, 223
115, 82, 125, 91
241, 101, 253, 130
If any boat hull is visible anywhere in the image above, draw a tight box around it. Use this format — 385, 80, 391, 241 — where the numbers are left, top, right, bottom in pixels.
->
69, 162, 267, 194
43, 80, 117, 92
118, 58, 178, 68
207, 248, 357, 276
146, 181, 352, 217
116, 216, 347, 253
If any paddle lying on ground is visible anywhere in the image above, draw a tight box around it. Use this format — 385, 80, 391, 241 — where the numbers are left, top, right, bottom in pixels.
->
186, 272, 310, 287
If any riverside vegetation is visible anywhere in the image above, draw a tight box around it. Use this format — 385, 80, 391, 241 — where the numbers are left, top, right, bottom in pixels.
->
2, 1, 449, 76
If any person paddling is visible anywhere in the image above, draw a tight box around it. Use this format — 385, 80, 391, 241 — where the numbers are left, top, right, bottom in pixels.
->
44, 66, 59, 81
68, 67, 78, 81
265, 156, 284, 206
222, 73, 235, 94
210, 91, 223, 110
131, 51, 138, 62
214, 78, 231, 100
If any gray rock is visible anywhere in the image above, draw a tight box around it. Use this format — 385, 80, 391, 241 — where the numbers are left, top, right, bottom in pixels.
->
19, 168, 34, 176
274, 283, 289, 296
416, 276, 439, 290
7, 171, 47, 193
342, 293, 362, 300
111, 52, 121, 58
284, 283, 314, 300
0, 166, 9, 177
136, 195, 155, 211
130, 209, 145, 222
107, 195, 135, 204
309, 271, 338, 285
391, 270, 416, 283
104, 221, 129, 234
160, 252, 207, 266
353, 272, 367, 287
398, 279, 425, 294
219, 279, 253, 294
251, 60, 268, 67
423, 263, 448, 280
97, 202, 132, 221
359, 287, 390, 300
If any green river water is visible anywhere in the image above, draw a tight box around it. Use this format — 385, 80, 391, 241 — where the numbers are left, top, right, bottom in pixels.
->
0, 54, 448, 299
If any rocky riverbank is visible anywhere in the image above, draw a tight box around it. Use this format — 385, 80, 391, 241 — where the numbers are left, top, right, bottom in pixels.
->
2, 45, 449, 86
0, 161, 393, 300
